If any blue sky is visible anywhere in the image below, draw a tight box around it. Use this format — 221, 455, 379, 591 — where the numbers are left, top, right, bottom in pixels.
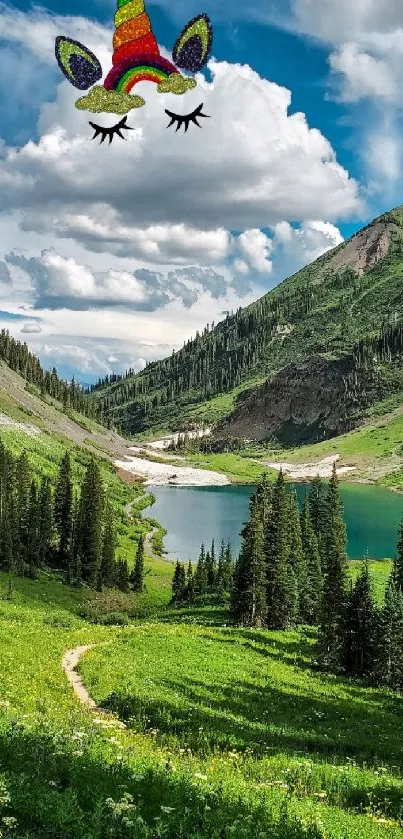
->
0, 0, 402, 381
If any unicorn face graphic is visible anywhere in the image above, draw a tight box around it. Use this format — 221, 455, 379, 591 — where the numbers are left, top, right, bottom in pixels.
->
55, 4, 213, 143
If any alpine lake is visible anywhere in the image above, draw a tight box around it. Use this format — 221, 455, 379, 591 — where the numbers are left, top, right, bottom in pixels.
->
150, 482, 403, 563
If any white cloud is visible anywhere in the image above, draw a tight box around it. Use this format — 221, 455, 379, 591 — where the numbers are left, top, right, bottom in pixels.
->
292, 0, 403, 44
271, 220, 344, 279
237, 229, 273, 274
20, 322, 42, 334
0, 8, 361, 252
329, 44, 397, 102
0, 3, 363, 379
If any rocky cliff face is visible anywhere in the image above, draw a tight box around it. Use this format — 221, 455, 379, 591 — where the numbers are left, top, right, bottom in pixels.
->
324, 217, 398, 278
215, 355, 380, 445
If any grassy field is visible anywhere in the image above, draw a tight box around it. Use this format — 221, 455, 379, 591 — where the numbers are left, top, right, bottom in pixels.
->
78, 621, 403, 838
0, 569, 401, 839
2, 371, 403, 837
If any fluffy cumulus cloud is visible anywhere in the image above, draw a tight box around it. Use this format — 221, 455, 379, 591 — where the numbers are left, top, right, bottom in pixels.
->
20, 322, 42, 334
5, 250, 231, 311
0, 4, 360, 249
237, 230, 273, 274
271, 220, 344, 279
287, 0, 403, 191
0, 3, 362, 377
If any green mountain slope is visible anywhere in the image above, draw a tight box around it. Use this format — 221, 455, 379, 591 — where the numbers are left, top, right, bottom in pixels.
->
92, 206, 403, 439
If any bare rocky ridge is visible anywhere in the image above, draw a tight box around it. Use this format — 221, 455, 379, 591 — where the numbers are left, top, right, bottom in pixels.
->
323, 218, 398, 278
215, 355, 380, 445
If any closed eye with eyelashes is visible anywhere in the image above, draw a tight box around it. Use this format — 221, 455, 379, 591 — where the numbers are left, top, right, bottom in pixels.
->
165, 102, 210, 132
89, 114, 133, 144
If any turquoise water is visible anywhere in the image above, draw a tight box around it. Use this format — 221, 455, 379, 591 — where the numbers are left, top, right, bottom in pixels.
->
150, 483, 403, 562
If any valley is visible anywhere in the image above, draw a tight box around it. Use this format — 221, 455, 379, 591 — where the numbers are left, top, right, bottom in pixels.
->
3, 206, 403, 838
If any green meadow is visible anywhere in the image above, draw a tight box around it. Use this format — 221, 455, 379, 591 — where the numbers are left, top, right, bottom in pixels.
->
0, 417, 403, 838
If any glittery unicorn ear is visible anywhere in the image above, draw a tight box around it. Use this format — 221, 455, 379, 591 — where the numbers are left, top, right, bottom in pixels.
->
172, 14, 212, 74
55, 36, 103, 90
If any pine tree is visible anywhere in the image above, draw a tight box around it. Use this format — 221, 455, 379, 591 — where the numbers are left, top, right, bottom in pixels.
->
54, 452, 73, 567
342, 558, 376, 677
37, 477, 53, 568
373, 577, 403, 690
393, 513, 403, 593
223, 542, 234, 592
255, 471, 272, 525
287, 488, 305, 624
308, 476, 327, 570
186, 560, 195, 603
300, 498, 323, 624
26, 481, 39, 573
194, 543, 208, 595
206, 539, 217, 588
16, 451, 31, 568
131, 535, 145, 593
217, 540, 226, 592
100, 505, 116, 588
116, 558, 130, 592
171, 561, 186, 603
265, 471, 294, 629
77, 460, 104, 587
317, 465, 349, 666
230, 495, 266, 626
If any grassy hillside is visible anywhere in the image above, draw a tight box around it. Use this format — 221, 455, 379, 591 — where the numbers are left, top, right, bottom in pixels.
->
91, 207, 403, 436
0, 558, 401, 839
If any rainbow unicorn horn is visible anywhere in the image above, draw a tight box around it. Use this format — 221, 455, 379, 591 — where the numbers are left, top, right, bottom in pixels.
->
103, 0, 181, 93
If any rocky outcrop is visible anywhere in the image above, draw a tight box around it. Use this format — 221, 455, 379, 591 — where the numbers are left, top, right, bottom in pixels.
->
324, 218, 398, 277
215, 355, 380, 445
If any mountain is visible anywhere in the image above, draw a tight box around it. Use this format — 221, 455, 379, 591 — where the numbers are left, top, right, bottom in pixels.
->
91, 206, 403, 443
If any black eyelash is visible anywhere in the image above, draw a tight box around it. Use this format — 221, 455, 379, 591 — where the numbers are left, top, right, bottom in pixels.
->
165, 102, 210, 133
88, 115, 133, 144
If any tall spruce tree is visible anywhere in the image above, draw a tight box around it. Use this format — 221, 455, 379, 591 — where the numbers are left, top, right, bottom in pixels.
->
393, 513, 403, 593
206, 539, 217, 588
317, 464, 349, 666
255, 472, 272, 525
287, 488, 305, 624
300, 498, 323, 624
194, 543, 208, 595
27, 481, 39, 572
230, 494, 266, 626
16, 451, 31, 568
131, 535, 145, 593
265, 471, 295, 629
0, 443, 13, 571
308, 476, 327, 571
100, 505, 116, 588
373, 577, 403, 691
54, 452, 73, 567
341, 558, 376, 677
186, 560, 195, 602
116, 558, 130, 592
76, 460, 104, 587
37, 477, 53, 568
172, 561, 186, 603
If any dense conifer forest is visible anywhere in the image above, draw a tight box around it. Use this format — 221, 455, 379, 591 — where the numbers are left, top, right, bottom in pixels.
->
0, 441, 144, 593
89, 209, 403, 434
187, 467, 403, 692
0, 329, 98, 419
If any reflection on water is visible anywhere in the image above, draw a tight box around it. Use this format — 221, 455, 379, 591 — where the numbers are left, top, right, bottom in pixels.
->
149, 483, 403, 562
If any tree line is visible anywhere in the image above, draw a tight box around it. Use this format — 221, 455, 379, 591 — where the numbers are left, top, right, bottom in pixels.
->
89, 213, 403, 434
171, 539, 234, 605
0, 442, 145, 594
230, 467, 403, 692
0, 329, 98, 420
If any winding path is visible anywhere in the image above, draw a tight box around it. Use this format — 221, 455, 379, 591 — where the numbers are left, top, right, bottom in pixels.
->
62, 645, 98, 709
